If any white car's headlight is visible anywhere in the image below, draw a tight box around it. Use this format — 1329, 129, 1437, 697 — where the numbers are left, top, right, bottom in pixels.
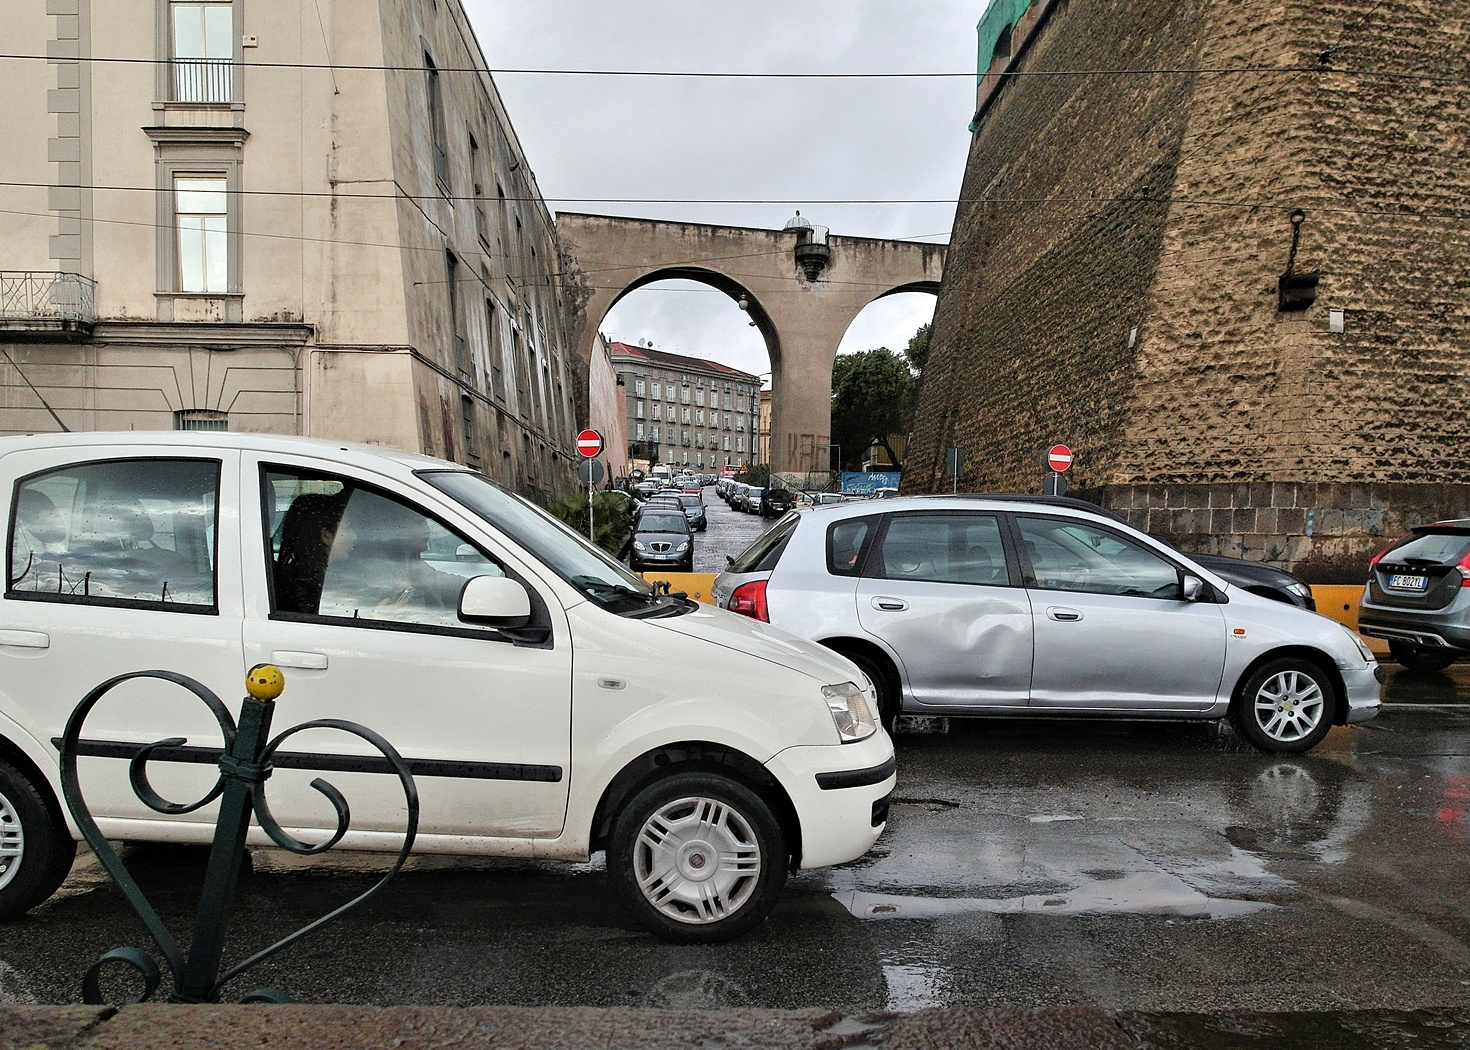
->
633, 541, 645, 551
1340, 623, 1376, 663
676, 541, 690, 552
823, 682, 877, 742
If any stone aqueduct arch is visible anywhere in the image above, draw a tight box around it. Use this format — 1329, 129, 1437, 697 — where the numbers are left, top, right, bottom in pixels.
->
557, 213, 945, 472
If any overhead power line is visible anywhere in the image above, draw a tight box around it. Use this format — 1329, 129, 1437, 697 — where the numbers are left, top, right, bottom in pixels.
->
0, 52, 1467, 85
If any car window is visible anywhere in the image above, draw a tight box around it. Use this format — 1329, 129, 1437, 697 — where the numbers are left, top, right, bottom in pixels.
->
869, 513, 1008, 586
1386, 532, 1470, 565
1017, 516, 1180, 599
264, 468, 505, 630
729, 512, 798, 573
827, 518, 874, 577
8, 458, 219, 611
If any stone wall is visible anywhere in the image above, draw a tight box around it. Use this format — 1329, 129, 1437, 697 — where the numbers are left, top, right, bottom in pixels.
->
910, 0, 1470, 578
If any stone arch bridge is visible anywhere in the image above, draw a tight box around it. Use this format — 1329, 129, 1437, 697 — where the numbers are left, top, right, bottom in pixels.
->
557, 214, 944, 473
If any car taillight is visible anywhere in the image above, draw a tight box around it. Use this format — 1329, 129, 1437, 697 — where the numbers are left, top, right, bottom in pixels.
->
1367, 536, 1409, 581
1457, 550, 1470, 587
727, 580, 769, 621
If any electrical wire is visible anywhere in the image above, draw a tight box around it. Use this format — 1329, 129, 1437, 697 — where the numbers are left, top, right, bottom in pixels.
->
2, 52, 1467, 85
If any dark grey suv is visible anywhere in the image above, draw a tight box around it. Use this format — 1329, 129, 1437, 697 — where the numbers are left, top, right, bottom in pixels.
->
1358, 521, 1470, 671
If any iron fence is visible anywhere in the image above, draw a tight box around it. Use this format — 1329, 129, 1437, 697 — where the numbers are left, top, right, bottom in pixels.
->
0, 271, 96, 323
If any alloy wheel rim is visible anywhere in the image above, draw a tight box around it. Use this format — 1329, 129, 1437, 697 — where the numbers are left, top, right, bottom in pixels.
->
633, 796, 761, 925
0, 787, 24, 893
1253, 670, 1325, 742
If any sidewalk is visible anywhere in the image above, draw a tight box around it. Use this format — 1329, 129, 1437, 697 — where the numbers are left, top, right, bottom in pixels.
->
6, 1004, 1470, 1050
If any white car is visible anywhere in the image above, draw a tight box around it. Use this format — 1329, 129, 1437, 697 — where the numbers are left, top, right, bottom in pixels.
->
0, 433, 893, 941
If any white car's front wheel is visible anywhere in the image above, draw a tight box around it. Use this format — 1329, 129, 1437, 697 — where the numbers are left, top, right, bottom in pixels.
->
608, 771, 786, 942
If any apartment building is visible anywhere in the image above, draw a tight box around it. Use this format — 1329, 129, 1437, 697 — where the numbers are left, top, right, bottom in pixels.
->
607, 341, 761, 472
0, 0, 578, 503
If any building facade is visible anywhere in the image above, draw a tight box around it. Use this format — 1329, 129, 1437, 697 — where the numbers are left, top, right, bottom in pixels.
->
1, 0, 578, 503
907, 0, 1470, 580
607, 342, 760, 472
586, 332, 630, 484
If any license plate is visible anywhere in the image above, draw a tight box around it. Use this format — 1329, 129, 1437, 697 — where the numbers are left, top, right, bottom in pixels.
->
1389, 574, 1429, 591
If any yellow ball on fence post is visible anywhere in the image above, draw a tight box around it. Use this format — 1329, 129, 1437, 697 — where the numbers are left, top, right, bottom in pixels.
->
245, 663, 285, 702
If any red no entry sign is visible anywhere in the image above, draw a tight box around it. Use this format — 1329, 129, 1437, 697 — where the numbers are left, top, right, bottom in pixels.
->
1047, 444, 1073, 472
576, 429, 604, 459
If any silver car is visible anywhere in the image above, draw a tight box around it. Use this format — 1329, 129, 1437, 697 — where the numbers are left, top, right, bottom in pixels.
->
713, 496, 1382, 753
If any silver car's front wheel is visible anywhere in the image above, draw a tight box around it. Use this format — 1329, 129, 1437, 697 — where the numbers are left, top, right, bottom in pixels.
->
609, 771, 786, 942
0, 786, 24, 893
1233, 658, 1336, 754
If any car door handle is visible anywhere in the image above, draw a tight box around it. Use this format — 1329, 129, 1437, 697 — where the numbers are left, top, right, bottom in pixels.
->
0, 630, 49, 649
270, 650, 328, 670
1046, 607, 1083, 622
872, 597, 908, 612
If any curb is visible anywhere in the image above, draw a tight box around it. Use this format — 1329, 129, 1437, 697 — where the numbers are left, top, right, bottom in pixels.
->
5, 1005, 1470, 1050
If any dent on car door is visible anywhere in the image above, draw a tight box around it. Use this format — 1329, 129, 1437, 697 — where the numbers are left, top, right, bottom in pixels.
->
240, 461, 572, 840
855, 511, 1032, 708
1015, 515, 1226, 711
2, 451, 243, 829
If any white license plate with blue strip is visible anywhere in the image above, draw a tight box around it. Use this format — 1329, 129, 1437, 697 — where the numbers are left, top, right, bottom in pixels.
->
1389, 574, 1429, 590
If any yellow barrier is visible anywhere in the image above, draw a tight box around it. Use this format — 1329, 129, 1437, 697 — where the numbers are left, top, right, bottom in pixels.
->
638, 572, 719, 605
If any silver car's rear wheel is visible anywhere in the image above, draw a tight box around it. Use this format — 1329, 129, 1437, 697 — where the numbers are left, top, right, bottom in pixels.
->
0, 787, 24, 893
609, 771, 786, 942
1232, 658, 1336, 753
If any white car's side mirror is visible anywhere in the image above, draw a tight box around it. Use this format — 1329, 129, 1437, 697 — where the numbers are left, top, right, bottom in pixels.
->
459, 574, 532, 628
1181, 575, 1206, 602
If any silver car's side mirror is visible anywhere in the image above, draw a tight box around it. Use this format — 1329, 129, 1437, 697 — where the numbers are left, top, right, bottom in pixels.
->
459, 574, 532, 628
1181, 575, 1205, 602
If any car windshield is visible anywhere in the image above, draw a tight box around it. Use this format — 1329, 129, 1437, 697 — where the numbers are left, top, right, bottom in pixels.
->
639, 513, 688, 534
678, 495, 703, 508
420, 471, 680, 616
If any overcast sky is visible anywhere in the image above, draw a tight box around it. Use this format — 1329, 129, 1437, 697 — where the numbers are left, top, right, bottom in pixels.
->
464, 0, 983, 380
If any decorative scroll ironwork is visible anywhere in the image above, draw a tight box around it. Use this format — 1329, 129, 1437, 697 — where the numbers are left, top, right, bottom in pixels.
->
58, 666, 418, 1005
0, 272, 96, 323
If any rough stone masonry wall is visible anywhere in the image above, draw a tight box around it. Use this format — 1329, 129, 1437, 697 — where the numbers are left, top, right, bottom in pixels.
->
908, 0, 1212, 495
912, 0, 1470, 580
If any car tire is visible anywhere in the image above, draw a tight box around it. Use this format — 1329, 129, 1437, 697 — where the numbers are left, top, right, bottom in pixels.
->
608, 771, 786, 943
1230, 657, 1337, 754
0, 758, 76, 920
1389, 641, 1458, 673
838, 649, 899, 734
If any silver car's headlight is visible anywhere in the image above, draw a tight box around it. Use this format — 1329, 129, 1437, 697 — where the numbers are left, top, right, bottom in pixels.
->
1340, 623, 1376, 663
676, 541, 690, 552
632, 541, 645, 551
823, 682, 877, 742
1287, 582, 1312, 598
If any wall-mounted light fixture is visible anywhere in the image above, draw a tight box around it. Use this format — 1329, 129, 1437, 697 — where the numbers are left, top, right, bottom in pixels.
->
1328, 308, 1345, 334
1278, 209, 1320, 311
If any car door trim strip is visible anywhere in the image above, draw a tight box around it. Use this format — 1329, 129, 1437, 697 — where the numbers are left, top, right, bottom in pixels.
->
53, 738, 563, 783
814, 755, 897, 791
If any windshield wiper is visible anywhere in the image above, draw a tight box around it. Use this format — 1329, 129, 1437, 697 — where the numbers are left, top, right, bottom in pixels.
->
571, 577, 656, 603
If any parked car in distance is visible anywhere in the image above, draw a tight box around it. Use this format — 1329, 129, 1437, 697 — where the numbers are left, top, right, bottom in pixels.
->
675, 493, 709, 531
1188, 553, 1315, 611
873, 488, 900, 500
712, 495, 1381, 753
1358, 520, 1470, 671
741, 486, 766, 514
761, 488, 797, 518
630, 508, 696, 572
0, 432, 893, 941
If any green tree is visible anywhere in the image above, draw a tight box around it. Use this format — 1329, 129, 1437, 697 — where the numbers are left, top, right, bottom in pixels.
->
830, 347, 915, 471
905, 322, 931, 376
547, 489, 635, 555
734, 463, 770, 486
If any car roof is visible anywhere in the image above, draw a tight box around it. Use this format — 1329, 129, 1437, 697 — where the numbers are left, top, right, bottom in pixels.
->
798, 492, 1127, 522
0, 430, 457, 474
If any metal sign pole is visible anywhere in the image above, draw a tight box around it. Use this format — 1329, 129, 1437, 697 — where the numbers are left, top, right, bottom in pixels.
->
588, 469, 595, 542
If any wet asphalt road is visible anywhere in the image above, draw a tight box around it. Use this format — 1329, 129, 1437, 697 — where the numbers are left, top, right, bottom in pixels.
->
4, 665, 1470, 1013
4, 500, 1470, 1013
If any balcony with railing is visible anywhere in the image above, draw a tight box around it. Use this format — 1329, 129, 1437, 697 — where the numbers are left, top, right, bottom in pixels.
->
0, 272, 97, 340
172, 58, 234, 103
